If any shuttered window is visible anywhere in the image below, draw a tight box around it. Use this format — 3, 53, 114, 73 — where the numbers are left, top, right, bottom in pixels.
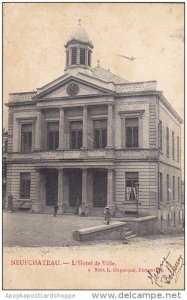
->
21, 124, 32, 153
20, 173, 31, 199
47, 122, 59, 150
71, 47, 77, 64
126, 118, 139, 148
80, 48, 86, 65
88, 51, 91, 66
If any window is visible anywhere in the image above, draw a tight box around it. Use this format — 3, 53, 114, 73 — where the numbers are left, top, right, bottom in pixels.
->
178, 177, 180, 202
71, 47, 77, 64
126, 118, 139, 148
166, 127, 169, 156
173, 176, 175, 202
21, 124, 32, 153
158, 120, 162, 151
172, 131, 175, 159
94, 120, 107, 148
47, 122, 59, 150
20, 173, 31, 199
125, 172, 139, 201
177, 136, 180, 161
167, 174, 170, 202
80, 48, 86, 65
88, 51, 91, 66
70, 121, 82, 149
159, 172, 163, 202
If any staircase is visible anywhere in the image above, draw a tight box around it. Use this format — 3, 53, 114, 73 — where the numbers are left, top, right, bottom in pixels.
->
121, 225, 136, 241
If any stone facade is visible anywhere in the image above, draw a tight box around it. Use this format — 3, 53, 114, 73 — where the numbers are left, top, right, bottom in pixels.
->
6, 22, 183, 232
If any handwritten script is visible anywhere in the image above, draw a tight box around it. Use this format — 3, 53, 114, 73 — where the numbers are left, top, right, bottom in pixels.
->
147, 252, 184, 288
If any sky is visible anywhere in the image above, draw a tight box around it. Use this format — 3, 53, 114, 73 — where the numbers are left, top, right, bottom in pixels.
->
3, 3, 184, 169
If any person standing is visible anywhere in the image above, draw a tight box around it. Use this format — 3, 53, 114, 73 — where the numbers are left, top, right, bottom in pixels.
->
54, 201, 59, 217
104, 206, 111, 225
81, 202, 86, 217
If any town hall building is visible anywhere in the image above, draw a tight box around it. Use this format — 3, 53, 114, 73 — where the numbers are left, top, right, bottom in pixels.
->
6, 21, 183, 231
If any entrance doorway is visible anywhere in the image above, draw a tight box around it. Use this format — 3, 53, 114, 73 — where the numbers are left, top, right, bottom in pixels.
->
45, 169, 58, 206
69, 169, 82, 206
93, 169, 107, 207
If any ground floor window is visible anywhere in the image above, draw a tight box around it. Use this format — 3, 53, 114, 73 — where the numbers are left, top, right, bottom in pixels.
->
125, 172, 139, 201
20, 173, 31, 199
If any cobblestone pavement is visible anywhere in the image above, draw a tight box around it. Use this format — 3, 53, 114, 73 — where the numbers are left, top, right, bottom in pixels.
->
3, 212, 184, 249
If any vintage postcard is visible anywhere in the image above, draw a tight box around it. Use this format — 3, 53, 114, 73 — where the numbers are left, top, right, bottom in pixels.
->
2, 2, 185, 292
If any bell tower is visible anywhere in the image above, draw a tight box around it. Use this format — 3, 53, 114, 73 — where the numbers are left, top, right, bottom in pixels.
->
64, 20, 93, 74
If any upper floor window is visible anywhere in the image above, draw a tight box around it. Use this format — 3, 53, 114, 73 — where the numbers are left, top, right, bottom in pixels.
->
125, 172, 139, 201
21, 124, 32, 153
126, 118, 139, 148
70, 121, 82, 149
94, 120, 107, 149
80, 48, 86, 65
47, 122, 59, 151
158, 120, 162, 151
71, 47, 77, 64
166, 127, 169, 156
172, 131, 175, 159
177, 136, 180, 161
20, 173, 31, 199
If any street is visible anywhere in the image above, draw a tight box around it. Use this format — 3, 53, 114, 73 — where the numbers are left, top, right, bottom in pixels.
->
3, 212, 184, 249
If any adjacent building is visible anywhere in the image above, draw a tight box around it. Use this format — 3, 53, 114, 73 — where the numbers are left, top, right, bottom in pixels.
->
6, 22, 183, 231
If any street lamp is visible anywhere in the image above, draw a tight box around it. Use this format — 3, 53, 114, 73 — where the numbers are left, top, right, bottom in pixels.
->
134, 182, 139, 218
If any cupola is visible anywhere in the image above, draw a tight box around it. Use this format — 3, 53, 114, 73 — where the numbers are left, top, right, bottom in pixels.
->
64, 20, 93, 73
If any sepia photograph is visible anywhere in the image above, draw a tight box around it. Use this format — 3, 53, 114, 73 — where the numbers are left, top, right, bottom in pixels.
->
2, 2, 185, 292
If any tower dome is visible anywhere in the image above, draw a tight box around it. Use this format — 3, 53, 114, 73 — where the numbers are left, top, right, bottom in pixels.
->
65, 20, 93, 73
66, 19, 93, 48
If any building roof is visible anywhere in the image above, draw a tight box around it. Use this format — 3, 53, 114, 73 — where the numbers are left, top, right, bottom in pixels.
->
91, 66, 128, 84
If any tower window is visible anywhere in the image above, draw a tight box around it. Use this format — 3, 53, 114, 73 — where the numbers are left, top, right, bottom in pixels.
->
88, 51, 91, 66
71, 48, 77, 64
80, 48, 86, 65
66, 50, 69, 66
